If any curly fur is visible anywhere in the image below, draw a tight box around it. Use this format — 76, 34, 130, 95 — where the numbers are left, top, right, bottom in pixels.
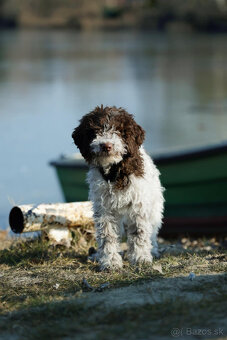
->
72, 105, 164, 270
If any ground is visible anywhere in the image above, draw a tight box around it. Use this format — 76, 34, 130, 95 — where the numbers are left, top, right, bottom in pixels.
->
0, 230, 226, 340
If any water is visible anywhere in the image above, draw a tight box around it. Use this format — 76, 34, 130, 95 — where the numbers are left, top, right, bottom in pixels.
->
1, 30, 227, 230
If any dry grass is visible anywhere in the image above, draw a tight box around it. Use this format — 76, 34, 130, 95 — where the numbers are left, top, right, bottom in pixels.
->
0, 233, 226, 339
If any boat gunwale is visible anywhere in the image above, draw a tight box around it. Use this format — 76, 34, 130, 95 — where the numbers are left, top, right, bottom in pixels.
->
153, 141, 227, 165
49, 160, 87, 169
50, 141, 227, 168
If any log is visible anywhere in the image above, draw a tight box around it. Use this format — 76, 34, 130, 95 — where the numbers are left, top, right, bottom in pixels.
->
9, 202, 94, 233
9, 202, 94, 245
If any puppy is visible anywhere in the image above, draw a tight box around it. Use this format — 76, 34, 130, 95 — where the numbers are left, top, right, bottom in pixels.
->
72, 105, 164, 270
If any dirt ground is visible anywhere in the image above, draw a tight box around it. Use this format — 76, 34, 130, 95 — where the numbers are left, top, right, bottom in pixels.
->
0, 232, 226, 339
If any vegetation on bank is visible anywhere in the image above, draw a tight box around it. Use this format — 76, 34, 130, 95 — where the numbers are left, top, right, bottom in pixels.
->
0, 233, 226, 339
1, 0, 227, 31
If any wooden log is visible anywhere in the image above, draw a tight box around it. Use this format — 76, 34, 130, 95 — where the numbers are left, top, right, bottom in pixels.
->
9, 202, 94, 246
9, 202, 94, 233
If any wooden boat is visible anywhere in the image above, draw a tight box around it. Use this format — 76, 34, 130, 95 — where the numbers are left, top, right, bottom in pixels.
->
50, 142, 227, 234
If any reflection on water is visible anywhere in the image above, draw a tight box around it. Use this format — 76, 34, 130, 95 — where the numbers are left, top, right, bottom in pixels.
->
0, 30, 227, 229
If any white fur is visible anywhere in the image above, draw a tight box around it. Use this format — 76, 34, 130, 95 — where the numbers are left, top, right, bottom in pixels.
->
87, 146, 164, 270
90, 127, 126, 169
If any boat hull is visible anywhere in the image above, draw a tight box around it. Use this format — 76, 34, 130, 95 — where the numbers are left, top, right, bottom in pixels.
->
50, 143, 227, 234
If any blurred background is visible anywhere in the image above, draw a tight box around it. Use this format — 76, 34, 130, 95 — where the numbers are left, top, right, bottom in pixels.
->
1, 0, 227, 230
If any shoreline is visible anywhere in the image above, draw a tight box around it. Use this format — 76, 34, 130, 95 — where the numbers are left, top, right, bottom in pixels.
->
1, 1, 227, 33
0, 236, 226, 338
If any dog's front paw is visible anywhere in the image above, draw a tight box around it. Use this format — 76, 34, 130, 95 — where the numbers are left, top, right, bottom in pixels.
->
99, 253, 123, 271
128, 252, 153, 266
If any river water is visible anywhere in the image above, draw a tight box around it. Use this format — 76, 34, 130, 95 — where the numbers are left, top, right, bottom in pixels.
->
1, 30, 227, 229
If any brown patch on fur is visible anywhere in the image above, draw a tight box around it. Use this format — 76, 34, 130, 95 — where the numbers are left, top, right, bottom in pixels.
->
72, 106, 145, 190
72, 105, 107, 163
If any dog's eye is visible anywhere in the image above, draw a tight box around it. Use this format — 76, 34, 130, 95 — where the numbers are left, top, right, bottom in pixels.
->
94, 128, 103, 136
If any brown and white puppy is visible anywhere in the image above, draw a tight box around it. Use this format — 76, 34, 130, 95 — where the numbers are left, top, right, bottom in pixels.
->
72, 105, 164, 270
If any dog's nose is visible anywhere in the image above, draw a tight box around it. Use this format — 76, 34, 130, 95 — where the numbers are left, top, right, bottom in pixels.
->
100, 142, 112, 152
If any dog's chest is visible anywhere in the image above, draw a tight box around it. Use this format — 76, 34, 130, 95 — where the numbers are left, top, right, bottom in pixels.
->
88, 168, 132, 212
99, 180, 131, 211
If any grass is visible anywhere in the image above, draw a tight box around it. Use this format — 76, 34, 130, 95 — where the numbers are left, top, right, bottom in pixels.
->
0, 234, 226, 339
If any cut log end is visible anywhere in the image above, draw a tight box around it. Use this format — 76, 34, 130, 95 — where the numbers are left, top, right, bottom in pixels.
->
9, 206, 24, 233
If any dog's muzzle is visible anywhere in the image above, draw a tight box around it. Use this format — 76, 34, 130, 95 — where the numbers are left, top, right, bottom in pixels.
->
100, 142, 113, 153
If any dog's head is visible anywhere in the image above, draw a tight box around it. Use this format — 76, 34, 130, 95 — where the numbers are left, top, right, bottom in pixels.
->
72, 105, 145, 168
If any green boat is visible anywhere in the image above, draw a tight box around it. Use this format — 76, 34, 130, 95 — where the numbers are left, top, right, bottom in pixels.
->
50, 142, 227, 234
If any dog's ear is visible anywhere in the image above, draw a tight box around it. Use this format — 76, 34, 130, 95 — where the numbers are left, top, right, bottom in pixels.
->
72, 121, 90, 162
113, 109, 145, 154
134, 122, 145, 147
126, 119, 145, 156
72, 113, 97, 162
72, 124, 83, 152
